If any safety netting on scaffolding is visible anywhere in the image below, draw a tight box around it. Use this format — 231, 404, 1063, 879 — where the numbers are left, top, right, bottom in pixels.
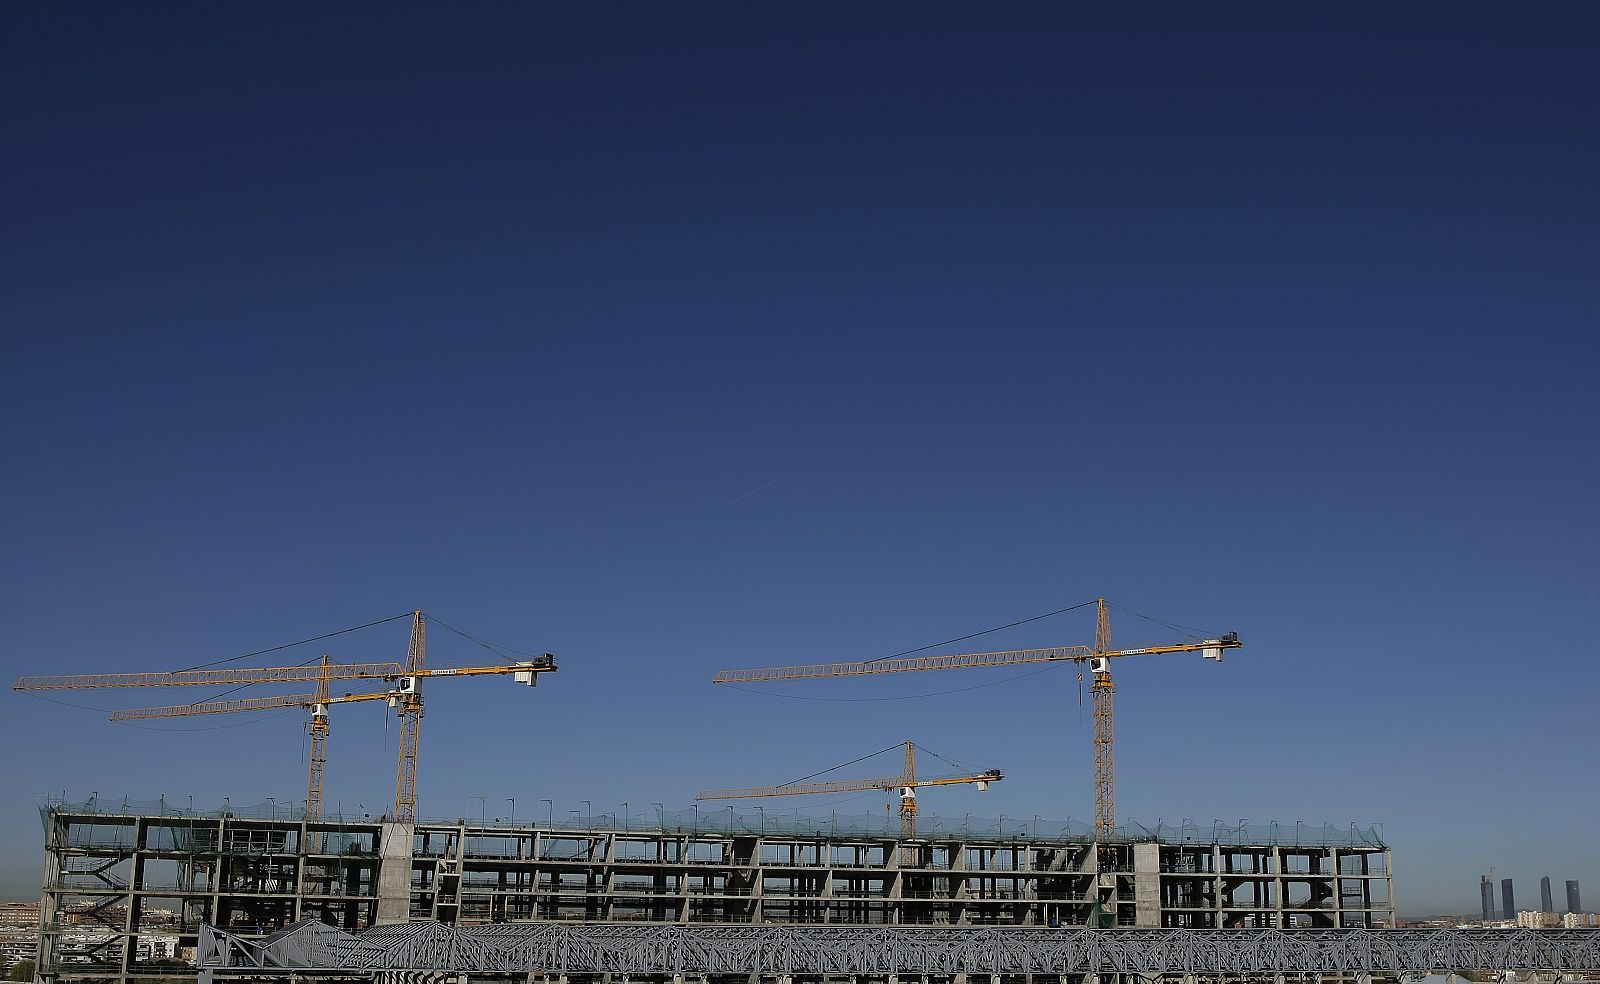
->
41, 795, 1386, 849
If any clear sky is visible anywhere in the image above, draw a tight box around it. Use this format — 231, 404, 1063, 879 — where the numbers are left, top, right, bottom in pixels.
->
2, 4, 1597, 919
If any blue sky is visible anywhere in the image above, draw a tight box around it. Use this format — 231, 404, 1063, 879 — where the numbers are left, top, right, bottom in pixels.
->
2, 4, 1597, 918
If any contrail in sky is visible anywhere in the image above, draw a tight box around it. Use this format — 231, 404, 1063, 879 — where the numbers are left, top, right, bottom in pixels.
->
724, 478, 781, 506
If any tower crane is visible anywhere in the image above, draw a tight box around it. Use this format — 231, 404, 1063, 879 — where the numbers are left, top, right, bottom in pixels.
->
696, 740, 1001, 840
105, 654, 403, 822
12, 612, 557, 823
712, 599, 1239, 842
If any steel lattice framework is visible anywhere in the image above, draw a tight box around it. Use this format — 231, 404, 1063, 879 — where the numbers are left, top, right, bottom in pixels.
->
199, 921, 1600, 979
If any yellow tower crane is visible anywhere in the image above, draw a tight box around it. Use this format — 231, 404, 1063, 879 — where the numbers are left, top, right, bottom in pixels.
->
13, 612, 557, 822
712, 599, 1239, 841
696, 740, 1002, 840
104, 653, 403, 821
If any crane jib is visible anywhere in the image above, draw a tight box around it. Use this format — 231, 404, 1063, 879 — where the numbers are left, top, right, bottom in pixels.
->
712, 646, 1096, 683
12, 661, 409, 691
711, 638, 1243, 684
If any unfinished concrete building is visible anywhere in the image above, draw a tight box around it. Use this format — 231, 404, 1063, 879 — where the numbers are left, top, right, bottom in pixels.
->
37, 802, 1392, 984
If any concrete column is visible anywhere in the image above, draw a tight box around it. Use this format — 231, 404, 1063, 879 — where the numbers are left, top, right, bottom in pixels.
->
120, 827, 141, 980
376, 822, 416, 924
1212, 845, 1224, 926
1132, 842, 1161, 928
1385, 851, 1396, 926
36, 810, 67, 984
1271, 845, 1285, 929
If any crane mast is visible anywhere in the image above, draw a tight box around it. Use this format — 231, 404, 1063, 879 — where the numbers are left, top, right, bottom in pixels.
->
900, 740, 917, 839
308, 654, 332, 822
1092, 599, 1115, 839
394, 612, 425, 824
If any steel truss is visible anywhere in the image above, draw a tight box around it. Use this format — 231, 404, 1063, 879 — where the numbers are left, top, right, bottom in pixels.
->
200, 922, 1600, 978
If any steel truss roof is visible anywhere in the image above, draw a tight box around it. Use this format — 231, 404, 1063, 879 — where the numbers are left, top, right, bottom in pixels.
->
200, 921, 1600, 978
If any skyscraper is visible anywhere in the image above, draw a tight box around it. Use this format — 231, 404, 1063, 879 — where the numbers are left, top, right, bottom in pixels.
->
1569, 880, 1582, 914
1482, 875, 1496, 920
1503, 878, 1516, 919
1542, 876, 1554, 913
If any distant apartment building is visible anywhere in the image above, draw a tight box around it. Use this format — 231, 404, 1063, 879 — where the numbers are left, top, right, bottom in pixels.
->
1518, 910, 1560, 929
0, 902, 39, 929
1564, 912, 1600, 928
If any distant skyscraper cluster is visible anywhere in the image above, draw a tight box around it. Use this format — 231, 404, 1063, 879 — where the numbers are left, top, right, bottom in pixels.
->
1479, 874, 1584, 920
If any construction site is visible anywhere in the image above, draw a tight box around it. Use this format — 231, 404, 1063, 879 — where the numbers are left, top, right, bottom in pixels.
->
38, 798, 1396, 978
18, 604, 1407, 984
